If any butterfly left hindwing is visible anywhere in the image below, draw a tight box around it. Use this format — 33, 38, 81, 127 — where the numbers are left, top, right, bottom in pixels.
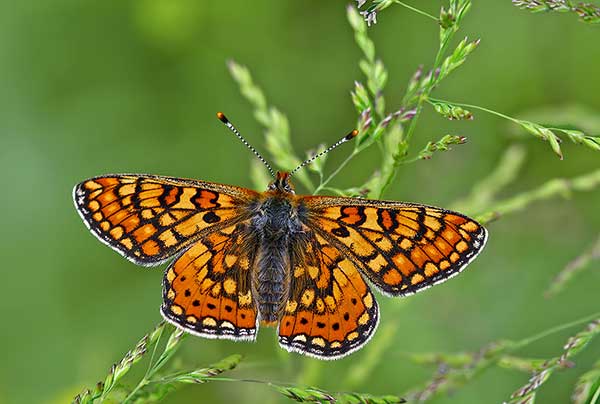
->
162, 221, 259, 340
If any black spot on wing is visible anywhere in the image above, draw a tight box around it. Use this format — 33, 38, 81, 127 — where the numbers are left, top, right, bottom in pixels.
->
331, 226, 350, 238
203, 211, 221, 223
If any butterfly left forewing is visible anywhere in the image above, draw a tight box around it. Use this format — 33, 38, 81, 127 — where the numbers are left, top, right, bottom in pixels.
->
302, 196, 487, 296
278, 228, 378, 359
73, 174, 258, 265
162, 220, 259, 340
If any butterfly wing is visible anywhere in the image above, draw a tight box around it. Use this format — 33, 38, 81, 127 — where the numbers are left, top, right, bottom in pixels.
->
301, 196, 487, 296
162, 221, 259, 340
73, 174, 259, 266
278, 228, 378, 359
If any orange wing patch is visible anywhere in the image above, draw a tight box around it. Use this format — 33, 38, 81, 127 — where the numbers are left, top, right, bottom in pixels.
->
73, 174, 258, 265
161, 222, 258, 340
303, 197, 487, 296
278, 230, 378, 359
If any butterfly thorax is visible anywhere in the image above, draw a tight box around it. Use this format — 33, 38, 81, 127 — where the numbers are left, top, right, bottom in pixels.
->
250, 187, 303, 325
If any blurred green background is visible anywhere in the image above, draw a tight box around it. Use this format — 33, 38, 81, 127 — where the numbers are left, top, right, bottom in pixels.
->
1, 1, 599, 403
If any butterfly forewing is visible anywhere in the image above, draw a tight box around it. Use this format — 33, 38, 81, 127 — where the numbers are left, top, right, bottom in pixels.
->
73, 174, 259, 265
302, 196, 487, 296
278, 227, 378, 359
161, 221, 259, 340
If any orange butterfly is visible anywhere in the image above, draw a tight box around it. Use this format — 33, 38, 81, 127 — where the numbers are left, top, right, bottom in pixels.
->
73, 113, 487, 359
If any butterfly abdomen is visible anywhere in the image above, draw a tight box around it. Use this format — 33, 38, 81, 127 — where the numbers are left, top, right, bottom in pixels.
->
251, 196, 301, 324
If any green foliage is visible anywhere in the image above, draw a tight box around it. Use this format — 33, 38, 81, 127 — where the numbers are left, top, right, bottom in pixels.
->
450, 144, 528, 213
74, 321, 406, 403
474, 168, 600, 225
271, 384, 405, 404
513, 0, 600, 23
356, 0, 439, 25
404, 340, 513, 401
507, 320, 600, 403
572, 358, 600, 403
404, 315, 600, 403
227, 60, 314, 191
433, 36, 480, 86
74, 322, 167, 404
546, 236, 600, 297
430, 100, 473, 121
73, 324, 242, 403
413, 134, 467, 161
338, 2, 481, 198
428, 98, 600, 159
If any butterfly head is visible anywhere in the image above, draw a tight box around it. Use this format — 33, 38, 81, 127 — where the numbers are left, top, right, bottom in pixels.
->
268, 171, 295, 194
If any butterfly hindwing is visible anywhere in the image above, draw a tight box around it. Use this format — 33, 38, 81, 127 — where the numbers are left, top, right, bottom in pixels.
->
73, 174, 258, 265
302, 196, 487, 296
278, 228, 379, 359
161, 221, 259, 340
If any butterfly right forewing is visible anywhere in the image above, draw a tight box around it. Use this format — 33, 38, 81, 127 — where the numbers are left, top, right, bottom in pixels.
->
73, 174, 259, 266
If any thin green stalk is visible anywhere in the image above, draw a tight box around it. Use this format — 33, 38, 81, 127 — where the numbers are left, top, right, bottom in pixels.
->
476, 168, 600, 224
320, 186, 353, 196
143, 323, 165, 380
546, 235, 600, 297
392, 0, 438, 20
405, 33, 456, 143
427, 97, 522, 124
168, 376, 406, 403
514, 311, 600, 350
428, 97, 600, 159
513, 0, 600, 24
592, 385, 600, 404
405, 313, 600, 402
507, 318, 600, 403
314, 151, 358, 194
377, 32, 455, 198
451, 144, 527, 214
122, 329, 186, 403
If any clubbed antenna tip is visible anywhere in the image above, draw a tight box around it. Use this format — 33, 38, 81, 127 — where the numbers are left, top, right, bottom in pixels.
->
345, 129, 359, 141
216, 111, 229, 123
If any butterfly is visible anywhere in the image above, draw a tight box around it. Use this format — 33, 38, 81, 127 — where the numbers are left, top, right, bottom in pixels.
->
73, 112, 487, 360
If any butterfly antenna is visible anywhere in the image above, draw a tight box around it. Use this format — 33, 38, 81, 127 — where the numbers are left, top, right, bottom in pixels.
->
289, 129, 358, 177
216, 112, 275, 178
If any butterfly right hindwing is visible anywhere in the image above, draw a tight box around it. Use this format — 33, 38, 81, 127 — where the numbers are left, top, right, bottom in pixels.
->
278, 226, 379, 359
